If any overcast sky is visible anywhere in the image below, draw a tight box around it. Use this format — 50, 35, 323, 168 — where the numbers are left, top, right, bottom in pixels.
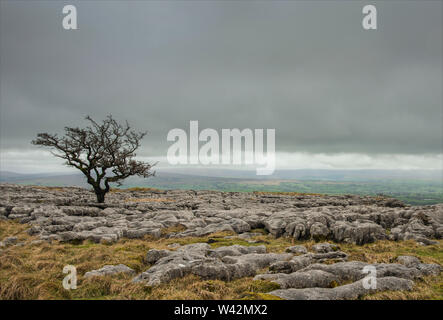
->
0, 1, 442, 173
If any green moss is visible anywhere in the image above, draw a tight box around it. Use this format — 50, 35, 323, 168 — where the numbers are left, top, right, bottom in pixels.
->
250, 228, 268, 235
248, 280, 280, 293
241, 292, 282, 300
68, 241, 98, 249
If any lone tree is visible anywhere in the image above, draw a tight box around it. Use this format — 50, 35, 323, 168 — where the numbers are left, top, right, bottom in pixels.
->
32, 115, 155, 203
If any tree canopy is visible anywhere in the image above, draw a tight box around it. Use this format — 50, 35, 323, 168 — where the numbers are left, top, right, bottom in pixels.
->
32, 115, 155, 203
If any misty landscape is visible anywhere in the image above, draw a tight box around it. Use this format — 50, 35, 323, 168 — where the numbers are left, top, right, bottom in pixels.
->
0, 0, 441, 305
1, 169, 442, 206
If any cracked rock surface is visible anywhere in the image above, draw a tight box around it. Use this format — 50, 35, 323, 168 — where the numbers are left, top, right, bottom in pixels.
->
84, 264, 135, 278
268, 277, 414, 300
1, 184, 441, 245
256, 259, 441, 289
128, 242, 440, 299
250, 245, 442, 299
132, 243, 292, 286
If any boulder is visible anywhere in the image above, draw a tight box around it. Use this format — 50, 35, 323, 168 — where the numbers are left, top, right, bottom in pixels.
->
311, 242, 340, 253
84, 264, 135, 278
285, 245, 308, 255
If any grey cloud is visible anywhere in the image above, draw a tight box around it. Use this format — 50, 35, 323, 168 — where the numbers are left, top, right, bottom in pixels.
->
0, 1, 441, 158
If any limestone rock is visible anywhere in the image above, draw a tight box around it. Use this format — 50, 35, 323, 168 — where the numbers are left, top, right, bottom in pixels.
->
145, 249, 172, 264
133, 243, 291, 286
269, 277, 413, 300
0, 236, 18, 247
397, 255, 421, 268
0, 184, 441, 246
312, 242, 340, 253
84, 264, 135, 278
285, 245, 308, 255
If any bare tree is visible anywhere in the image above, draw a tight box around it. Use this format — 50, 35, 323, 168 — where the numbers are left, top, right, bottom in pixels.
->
32, 115, 156, 203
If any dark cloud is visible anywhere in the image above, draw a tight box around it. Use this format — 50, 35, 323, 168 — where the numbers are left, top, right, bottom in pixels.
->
0, 1, 441, 159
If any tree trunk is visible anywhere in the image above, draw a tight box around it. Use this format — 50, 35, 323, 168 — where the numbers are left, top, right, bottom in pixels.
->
95, 191, 106, 203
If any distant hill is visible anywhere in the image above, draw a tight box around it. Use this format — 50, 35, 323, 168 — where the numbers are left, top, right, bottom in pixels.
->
161, 168, 442, 182
0, 171, 77, 182
1, 169, 441, 205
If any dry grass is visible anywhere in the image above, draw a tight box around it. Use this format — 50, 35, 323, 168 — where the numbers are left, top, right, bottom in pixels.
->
0, 220, 441, 300
363, 274, 443, 300
0, 221, 280, 300
0, 219, 29, 239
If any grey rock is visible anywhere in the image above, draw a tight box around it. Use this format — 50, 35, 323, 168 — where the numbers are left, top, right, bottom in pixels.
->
0, 236, 18, 247
416, 263, 442, 276
228, 218, 251, 233
145, 249, 171, 264
0, 207, 8, 217
269, 251, 347, 274
208, 245, 266, 258
57, 231, 85, 242
285, 245, 308, 254
310, 222, 330, 240
269, 277, 413, 300
0, 184, 441, 247
125, 228, 162, 239
133, 243, 290, 286
312, 242, 340, 253
10, 206, 34, 216
397, 256, 421, 268
288, 254, 315, 272
300, 261, 435, 282
236, 232, 263, 239
331, 221, 387, 245
269, 261, 299, 274
312, 251, 348, 262
255, 269, 339, 289
84, 264, 135, 278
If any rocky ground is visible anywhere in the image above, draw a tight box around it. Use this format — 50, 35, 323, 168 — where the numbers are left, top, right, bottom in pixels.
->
0, 184, 442, 300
